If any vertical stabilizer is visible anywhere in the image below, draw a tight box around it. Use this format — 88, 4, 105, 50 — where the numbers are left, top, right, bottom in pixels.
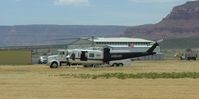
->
147, 42, 159, 53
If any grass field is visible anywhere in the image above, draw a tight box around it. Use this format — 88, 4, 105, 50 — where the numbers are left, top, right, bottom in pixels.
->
1, 60, 199, 99
0, 50, 31, 65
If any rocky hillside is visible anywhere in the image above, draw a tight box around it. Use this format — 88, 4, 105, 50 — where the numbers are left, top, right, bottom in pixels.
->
125, 0, 199, 40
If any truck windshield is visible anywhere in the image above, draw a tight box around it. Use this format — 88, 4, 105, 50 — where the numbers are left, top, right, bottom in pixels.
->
59, 51, 65, 55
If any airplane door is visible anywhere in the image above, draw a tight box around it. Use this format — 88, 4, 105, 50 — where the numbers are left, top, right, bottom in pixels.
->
80, 51, 88, 61
103, 48, 111, 63
71, 53, 75, 60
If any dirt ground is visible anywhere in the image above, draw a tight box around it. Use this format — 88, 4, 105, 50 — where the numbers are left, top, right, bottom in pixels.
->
1, 60, 199, 99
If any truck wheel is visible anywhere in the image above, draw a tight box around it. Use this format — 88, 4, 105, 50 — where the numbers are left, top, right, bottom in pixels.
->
116, 63, 120, 67
111, 63, 117, 67
50, 62, 58, 68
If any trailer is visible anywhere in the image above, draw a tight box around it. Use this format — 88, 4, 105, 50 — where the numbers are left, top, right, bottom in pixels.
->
47, 42, 158, 68
47, 48, 132, 68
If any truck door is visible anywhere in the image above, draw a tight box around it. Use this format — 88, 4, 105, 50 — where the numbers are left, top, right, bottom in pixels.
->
59, 51, 66, 61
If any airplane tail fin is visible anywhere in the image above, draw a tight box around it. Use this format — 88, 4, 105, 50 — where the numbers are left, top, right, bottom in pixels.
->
147, 42, 159, 53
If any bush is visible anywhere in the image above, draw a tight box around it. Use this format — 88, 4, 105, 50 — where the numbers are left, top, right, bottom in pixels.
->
57, 72, 199, 79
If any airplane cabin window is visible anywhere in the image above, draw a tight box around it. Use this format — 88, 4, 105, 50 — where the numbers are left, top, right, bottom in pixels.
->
96, 54, 101, 57
89, 53, 95, 58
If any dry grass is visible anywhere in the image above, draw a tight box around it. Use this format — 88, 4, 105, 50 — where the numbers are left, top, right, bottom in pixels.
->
1, 60, 199, 99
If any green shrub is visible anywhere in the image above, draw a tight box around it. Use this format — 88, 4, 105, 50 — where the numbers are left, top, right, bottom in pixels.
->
57, 72, 199, 79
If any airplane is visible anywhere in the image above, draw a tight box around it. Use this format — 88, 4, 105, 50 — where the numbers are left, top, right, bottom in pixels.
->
48, 42, 159, 68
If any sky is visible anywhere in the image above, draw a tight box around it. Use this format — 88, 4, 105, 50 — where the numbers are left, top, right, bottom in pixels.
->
0, 0, 194, 26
